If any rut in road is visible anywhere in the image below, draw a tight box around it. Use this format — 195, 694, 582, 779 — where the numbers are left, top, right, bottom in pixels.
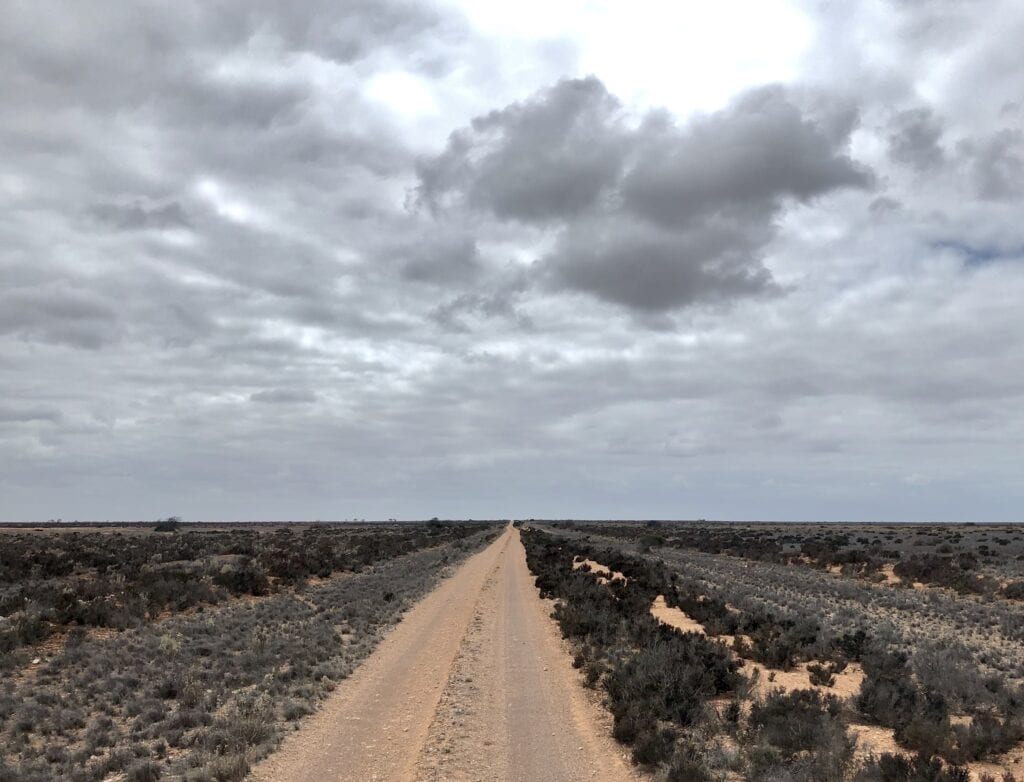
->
250, 526, 641, 782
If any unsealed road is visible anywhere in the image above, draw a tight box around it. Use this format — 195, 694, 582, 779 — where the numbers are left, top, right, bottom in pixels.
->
251, 526, 640, 782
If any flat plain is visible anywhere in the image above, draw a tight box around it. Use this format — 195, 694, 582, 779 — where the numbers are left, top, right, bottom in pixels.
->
2, 520, 1023, 781
531, 520, 1024, 781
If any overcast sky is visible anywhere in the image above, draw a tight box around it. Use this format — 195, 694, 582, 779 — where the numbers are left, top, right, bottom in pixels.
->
3, 1, 1023, 522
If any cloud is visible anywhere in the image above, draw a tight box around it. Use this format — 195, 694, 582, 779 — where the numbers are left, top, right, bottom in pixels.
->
0, 286, 119, 349
89, 201, 191, 231
962, 129, 1024, 201
932, 238, 1024, 267
396, 235, 483, 284
252, 0, 451, 64
541, 216, 778, 312
416, 76, 626, 222
621, 86, 871, 227
0, 406, 63, 424
161, 77, 313, 132
250, 389, 318, 404
430, 289, 530, 332
888, 107, 946, 171
418, 79, 871, 312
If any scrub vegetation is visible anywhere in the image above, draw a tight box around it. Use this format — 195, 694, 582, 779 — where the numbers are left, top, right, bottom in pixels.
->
0, 521, 501, 781
523, 521, 1024, 782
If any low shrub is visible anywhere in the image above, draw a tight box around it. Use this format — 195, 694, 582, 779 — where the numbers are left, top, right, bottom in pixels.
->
855, 753, 970, 782
665, 743, 716, 782
749, 689, 847, 758
127, 759, 162, 782
809, 662, 837, 687
1003, 582, 1024, 600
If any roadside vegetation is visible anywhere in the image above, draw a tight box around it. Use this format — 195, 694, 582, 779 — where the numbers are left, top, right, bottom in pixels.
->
523, 522, 1024, 781
0, 522, 501, 781
0, 521, 486, 662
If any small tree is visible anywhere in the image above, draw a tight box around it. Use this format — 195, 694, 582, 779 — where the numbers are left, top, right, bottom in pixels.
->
153, 516, 182, 533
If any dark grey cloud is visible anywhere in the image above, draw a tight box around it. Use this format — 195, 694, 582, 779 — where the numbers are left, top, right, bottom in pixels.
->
621, 86, 872, 227
430, 289, 531, 332
161, 78, 313, 132
89, 201, 191, 231
869, 196, 902, 216
418, 79, 870, 312
417, 76, 626, 222
419, 79, 874, 233
0, 406, 63, 424
0, 286, 119, 349
542, 217, 777, 312
397, 235, 482, 285
888, 107, 946, 171
250, 389, 318, 404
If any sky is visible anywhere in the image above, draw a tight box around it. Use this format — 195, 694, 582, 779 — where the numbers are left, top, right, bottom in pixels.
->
2, 1, 1024, 522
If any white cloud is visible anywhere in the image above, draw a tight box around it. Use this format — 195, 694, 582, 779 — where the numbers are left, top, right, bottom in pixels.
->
449, 0, 814, 114
365, 70, 441, 118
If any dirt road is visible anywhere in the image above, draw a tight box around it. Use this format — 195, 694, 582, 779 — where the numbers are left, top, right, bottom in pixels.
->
250, 526, 640, 782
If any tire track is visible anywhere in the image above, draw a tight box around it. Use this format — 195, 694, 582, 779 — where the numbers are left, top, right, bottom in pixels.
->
250, 527, 642, 781
249, 530, 510, 782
